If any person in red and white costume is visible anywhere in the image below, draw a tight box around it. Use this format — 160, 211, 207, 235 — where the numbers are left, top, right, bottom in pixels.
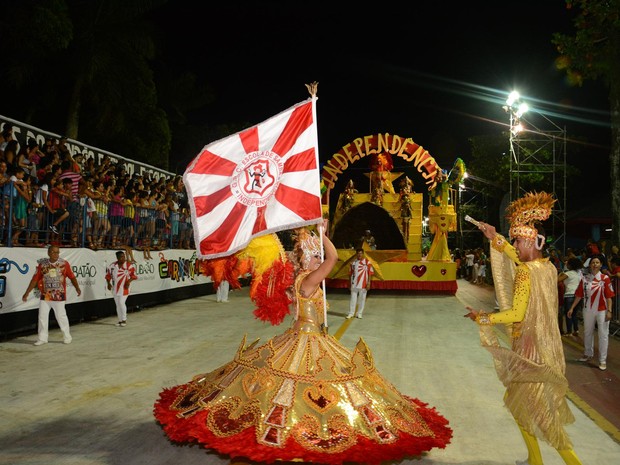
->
568, 254, 615, 371
346, 248, 374, 319
22, 245, 81, 345
105, 251, 138, 327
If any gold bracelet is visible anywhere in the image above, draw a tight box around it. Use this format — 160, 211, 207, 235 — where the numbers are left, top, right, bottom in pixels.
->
476, 312, 492, 325
491, 234, 507, 253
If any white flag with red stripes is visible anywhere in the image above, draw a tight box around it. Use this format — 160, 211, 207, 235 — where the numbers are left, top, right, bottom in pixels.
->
184, 97, 322, 259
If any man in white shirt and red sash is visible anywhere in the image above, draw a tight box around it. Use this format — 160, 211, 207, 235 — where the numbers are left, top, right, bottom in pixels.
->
106, 251, 138, 327
568, 254, 615, 371
346, 248, 374, 319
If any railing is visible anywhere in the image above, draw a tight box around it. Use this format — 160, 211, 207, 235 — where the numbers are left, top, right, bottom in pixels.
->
1, 183, 193, 250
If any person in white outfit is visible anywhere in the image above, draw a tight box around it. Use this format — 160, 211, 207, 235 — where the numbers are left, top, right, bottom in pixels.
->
557, 257, 584, 336
22, 245, 81, 345
216, 280, 230, 303
346, 248, 374, 319
568, 255, 615, 371
106, 251, 138, 327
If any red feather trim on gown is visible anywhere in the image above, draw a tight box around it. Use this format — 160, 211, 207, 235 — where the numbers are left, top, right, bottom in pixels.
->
154, 273, 452, 464
154, 389, 451, 465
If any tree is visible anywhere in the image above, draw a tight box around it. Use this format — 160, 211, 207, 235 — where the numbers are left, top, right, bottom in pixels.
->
0, 0, 171, 169
552, 0, 620, 248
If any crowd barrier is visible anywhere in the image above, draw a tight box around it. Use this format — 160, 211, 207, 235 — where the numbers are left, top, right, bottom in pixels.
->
0, 246, 213, 339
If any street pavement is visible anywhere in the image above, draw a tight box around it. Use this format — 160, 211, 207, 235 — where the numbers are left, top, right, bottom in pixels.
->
0, 279, 618, 465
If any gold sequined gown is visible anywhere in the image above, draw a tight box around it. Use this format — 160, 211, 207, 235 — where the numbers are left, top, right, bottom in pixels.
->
154, 271, 452, 464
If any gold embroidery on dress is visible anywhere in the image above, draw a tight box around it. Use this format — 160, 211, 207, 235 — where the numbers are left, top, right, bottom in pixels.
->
303, 383, 339, 413
242, 367, 275, 397
206, 397, 260, 437
292, 414, 356, 452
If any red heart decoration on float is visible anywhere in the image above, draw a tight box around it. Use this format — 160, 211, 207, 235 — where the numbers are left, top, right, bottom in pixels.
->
411, 265, 427, 277
441, 269, 447, 275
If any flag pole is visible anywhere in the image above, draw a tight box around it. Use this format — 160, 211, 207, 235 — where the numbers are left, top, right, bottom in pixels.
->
305, 81, 329, 331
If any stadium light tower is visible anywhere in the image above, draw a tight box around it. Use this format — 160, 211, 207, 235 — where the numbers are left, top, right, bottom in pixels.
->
503, 90, 529, 201
501, 90, 568, 253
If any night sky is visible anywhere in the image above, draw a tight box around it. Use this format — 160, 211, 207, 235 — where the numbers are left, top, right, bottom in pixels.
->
152, 1, 611, 199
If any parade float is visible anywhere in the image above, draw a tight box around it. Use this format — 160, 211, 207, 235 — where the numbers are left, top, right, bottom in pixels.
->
321, 133, 465, 294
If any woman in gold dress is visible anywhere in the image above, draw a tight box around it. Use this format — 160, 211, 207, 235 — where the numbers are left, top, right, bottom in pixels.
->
154, 225, 452, 464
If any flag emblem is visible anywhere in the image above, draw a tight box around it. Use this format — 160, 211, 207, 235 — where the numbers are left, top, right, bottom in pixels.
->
235, 152, 280, 202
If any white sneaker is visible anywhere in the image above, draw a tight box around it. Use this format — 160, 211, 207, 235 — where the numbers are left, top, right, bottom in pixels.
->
578, 355, 592, 362
356, 315, 363, 319
115, 322, 123, 327
33, 340, 47, 346
599, 362, 607, 371
63, 338, 72, 344
345, 314, 353, 319
120, 321, 127, 327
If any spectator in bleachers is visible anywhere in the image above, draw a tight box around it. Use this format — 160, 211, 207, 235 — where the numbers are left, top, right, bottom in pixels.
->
154, 192, 169, 250
26, 177, 45, 247
58, 160, 82, 200
135, 189, 153, 258
3, 140, 19, 169
58, 159, 82, 246
69, 151, 83, 174
121, 186, 136, 247
43, 136, 57, 156
77, 175, 99, 249
10, 171, 31, 246
83, 156, 96, 176
109, 185, 125, 248
48, 177, 72, 241
38, 172, 55, 246
57, 136, 71, 159
17, 139, 38, 177
165, 192, 180, 248
179, 206, 192, 249
0, 123, 17, 155
96, 155, 114, 182
0, 160, 9, 231
92, 180, 111, 249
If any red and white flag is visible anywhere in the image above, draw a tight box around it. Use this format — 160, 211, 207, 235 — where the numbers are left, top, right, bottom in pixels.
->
184, 97, 322, 259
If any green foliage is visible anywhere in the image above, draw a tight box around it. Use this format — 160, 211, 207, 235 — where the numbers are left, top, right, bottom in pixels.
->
552, 0, 620, 249
552, 0, 620, 87
466, 134, 510, 193
0, 0, 172, 169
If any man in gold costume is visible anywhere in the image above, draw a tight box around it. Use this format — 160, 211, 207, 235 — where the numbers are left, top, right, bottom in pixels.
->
464, 192, 582, 465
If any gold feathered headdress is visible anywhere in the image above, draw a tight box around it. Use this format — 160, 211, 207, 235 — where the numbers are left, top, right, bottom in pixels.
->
506, 191, 556, 242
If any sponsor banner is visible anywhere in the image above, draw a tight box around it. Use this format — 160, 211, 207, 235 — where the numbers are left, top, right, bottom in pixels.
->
0, 248, 211, 314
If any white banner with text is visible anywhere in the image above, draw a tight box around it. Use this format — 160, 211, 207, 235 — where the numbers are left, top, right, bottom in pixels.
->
0, 248, 211, 314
